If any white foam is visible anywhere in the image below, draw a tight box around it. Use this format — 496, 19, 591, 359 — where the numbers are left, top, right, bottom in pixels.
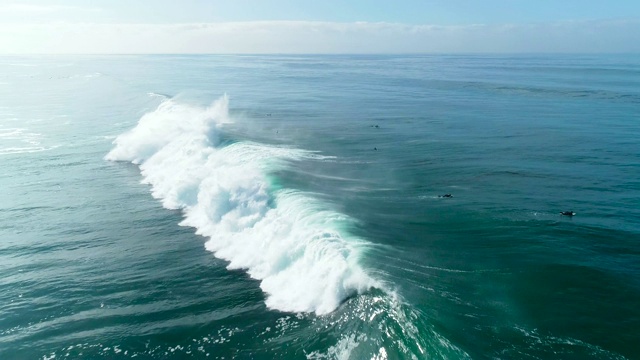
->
106, 95, 376, 314
306, 334, 364, 360
0, 146, 51, 155
0, 127, 57, 156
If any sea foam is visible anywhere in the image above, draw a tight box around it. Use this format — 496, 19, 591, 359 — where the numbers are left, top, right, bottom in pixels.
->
106, 95, 375, 314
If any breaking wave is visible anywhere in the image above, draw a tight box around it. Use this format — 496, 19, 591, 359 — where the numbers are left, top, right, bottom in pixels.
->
106, 95, 377, 314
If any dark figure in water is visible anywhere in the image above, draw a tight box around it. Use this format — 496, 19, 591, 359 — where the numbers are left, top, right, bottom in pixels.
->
560, 211, 576, 216
439, 194, 453, 198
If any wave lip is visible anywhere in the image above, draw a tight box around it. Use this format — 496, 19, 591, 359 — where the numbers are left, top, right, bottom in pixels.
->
106, 95, 376, 314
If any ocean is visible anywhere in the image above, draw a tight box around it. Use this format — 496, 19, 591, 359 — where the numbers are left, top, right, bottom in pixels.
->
1, 54, 639, 359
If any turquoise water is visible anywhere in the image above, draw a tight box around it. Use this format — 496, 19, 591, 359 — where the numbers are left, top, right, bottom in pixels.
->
1, 55, 639, 359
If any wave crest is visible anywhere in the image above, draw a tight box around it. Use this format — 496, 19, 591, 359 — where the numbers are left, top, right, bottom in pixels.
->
106, 95, 376, 314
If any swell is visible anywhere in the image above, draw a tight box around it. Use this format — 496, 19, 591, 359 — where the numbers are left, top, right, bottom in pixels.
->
105, 95, 376, 315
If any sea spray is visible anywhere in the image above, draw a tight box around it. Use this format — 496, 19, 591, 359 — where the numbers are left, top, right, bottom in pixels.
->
106, 94, 230, 165
106, 95, 376, 314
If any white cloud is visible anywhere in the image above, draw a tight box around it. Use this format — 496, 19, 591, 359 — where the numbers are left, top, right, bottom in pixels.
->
0, 19, 638, 54
0, 3, 100, 13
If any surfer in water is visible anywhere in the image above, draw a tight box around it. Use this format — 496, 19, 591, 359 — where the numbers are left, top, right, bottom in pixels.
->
560, 211, 576, 216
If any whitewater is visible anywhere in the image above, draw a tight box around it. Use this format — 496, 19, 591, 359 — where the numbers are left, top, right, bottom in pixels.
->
106, 95, 377, 315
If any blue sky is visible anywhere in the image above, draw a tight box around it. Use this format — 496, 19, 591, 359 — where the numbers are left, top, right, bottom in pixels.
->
0, 0, 639, 53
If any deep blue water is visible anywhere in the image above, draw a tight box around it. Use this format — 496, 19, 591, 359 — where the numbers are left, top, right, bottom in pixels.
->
1, 54, 639, 359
